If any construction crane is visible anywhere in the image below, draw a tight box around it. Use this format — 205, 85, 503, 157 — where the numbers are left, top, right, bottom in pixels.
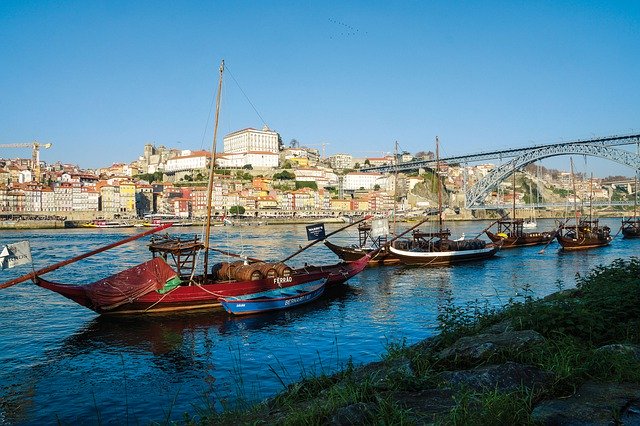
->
0, 141, 53, 182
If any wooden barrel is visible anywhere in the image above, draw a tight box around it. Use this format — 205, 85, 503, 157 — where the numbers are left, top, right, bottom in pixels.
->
253, 262, 277, 279
218, 260, 244, 280
233, 264, 264, 281
273, 262, 293, 277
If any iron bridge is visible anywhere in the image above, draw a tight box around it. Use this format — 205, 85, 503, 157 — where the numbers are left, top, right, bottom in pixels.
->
360, 133, 640, 208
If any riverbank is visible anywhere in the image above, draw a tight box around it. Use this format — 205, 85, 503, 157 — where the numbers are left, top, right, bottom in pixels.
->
199, 257, 640, 424
0, 208, 633, 230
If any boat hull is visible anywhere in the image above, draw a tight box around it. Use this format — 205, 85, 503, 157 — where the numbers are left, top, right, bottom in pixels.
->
621, 218, 640, 238
556, 235, 612, 251
220, 279, 326, 315
34, 257, 368, 316
388, 244, 499, 266
485, 230, 554, 249
324, 240, 400, 265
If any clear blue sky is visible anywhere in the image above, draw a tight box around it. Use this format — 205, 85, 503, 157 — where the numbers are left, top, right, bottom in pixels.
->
1, 1, 639, 177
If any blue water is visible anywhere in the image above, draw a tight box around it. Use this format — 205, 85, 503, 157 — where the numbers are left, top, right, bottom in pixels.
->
0, 218, 636, 424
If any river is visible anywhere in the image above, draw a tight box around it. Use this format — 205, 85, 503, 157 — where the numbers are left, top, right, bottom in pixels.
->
0, 218, 635, 424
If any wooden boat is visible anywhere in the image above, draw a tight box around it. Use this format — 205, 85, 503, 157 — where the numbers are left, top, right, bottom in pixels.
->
219, 278, 326, 315
325, 143, 415, 266
621, 173, 640, 238
32, 259, 361, 315
484, 169, 554, 249
556, 163, 611, 251
1, 61, 371, 316
389, 229, 500, 266
621, 216, 640, 238
390, 137, 500, 266
485, 219, 554, 249
324, 221, 400, 265
556, 219, 612, 250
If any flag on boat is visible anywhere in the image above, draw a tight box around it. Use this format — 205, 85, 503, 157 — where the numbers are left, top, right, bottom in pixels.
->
370, 218, 390, 239
306, 223, 326, 241
0, 241, 32, 270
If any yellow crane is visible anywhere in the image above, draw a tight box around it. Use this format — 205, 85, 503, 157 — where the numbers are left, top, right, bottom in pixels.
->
0, 141, 53, 182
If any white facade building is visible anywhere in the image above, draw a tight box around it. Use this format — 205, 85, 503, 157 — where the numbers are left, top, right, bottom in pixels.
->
343, 172, 388, 191
328, 154, 353, 170
165, 151, 210, 172
216, 151, 279, 169
223, 127, 279, 154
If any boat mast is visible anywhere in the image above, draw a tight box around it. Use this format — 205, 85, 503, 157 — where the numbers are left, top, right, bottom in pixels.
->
204, 59, 224, 275
436, 136, 443, 232
512, 165, 516, 221
589, 173, 593, 222
570, 158, 579, 230
392, 140, 398, 235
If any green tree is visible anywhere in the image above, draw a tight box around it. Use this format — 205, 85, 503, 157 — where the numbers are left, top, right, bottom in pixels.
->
273, 170, 296, 180
295, 181, 318, 190
229, 205, 246, 216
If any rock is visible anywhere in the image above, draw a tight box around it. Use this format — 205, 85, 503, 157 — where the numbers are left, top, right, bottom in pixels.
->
330, 402, 375, 425
595, 344, 640, 361
439, 361, 554, 392
349, 356, 414, 390
482, 319, 515, 334
437, 329, 545, 363
532, 381, 640, 425
389, 388, 458, 421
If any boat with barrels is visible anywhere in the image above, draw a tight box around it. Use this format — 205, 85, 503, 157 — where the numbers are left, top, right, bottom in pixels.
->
485, 218, 554, 249
555, 162, 612, 251
556, 218, 612, 250
484, 169, 554, 249
32, 232, 368, 315
389, 137, 500, 266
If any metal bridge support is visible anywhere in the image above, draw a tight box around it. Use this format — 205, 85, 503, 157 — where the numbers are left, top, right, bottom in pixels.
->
465, 144, 640, 208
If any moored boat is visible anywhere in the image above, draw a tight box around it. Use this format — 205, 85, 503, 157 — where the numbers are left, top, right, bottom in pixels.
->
556, 162, 612, 251
621, 173, 640, 238
390, 137, 500, 266
556, 219, 612, 251
484, 169, 554, 249
82, 219, 134, 228
31, 233, 371, 316
485, 219, 554, 249
324, 220, 400, 265
219, 278, 326, 315
389, 230, 500, 266
621, 216, 640, 238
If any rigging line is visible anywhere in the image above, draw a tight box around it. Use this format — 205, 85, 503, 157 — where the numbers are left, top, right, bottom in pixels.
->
225, 64, 269, 128
199, 82, 218, 150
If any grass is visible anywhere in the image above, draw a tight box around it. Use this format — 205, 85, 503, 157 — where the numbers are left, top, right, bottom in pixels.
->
182, 257, 640, 425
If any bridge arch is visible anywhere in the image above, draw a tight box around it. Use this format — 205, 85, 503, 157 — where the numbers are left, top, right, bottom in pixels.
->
465, 144, 640, 207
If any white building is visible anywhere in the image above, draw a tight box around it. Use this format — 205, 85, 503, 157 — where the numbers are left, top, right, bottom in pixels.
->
216, 151, 279, 169
343, 172, 388, 191
223, 127, 279, 154
165, 150, 210, 173
328, 154, 353, 170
